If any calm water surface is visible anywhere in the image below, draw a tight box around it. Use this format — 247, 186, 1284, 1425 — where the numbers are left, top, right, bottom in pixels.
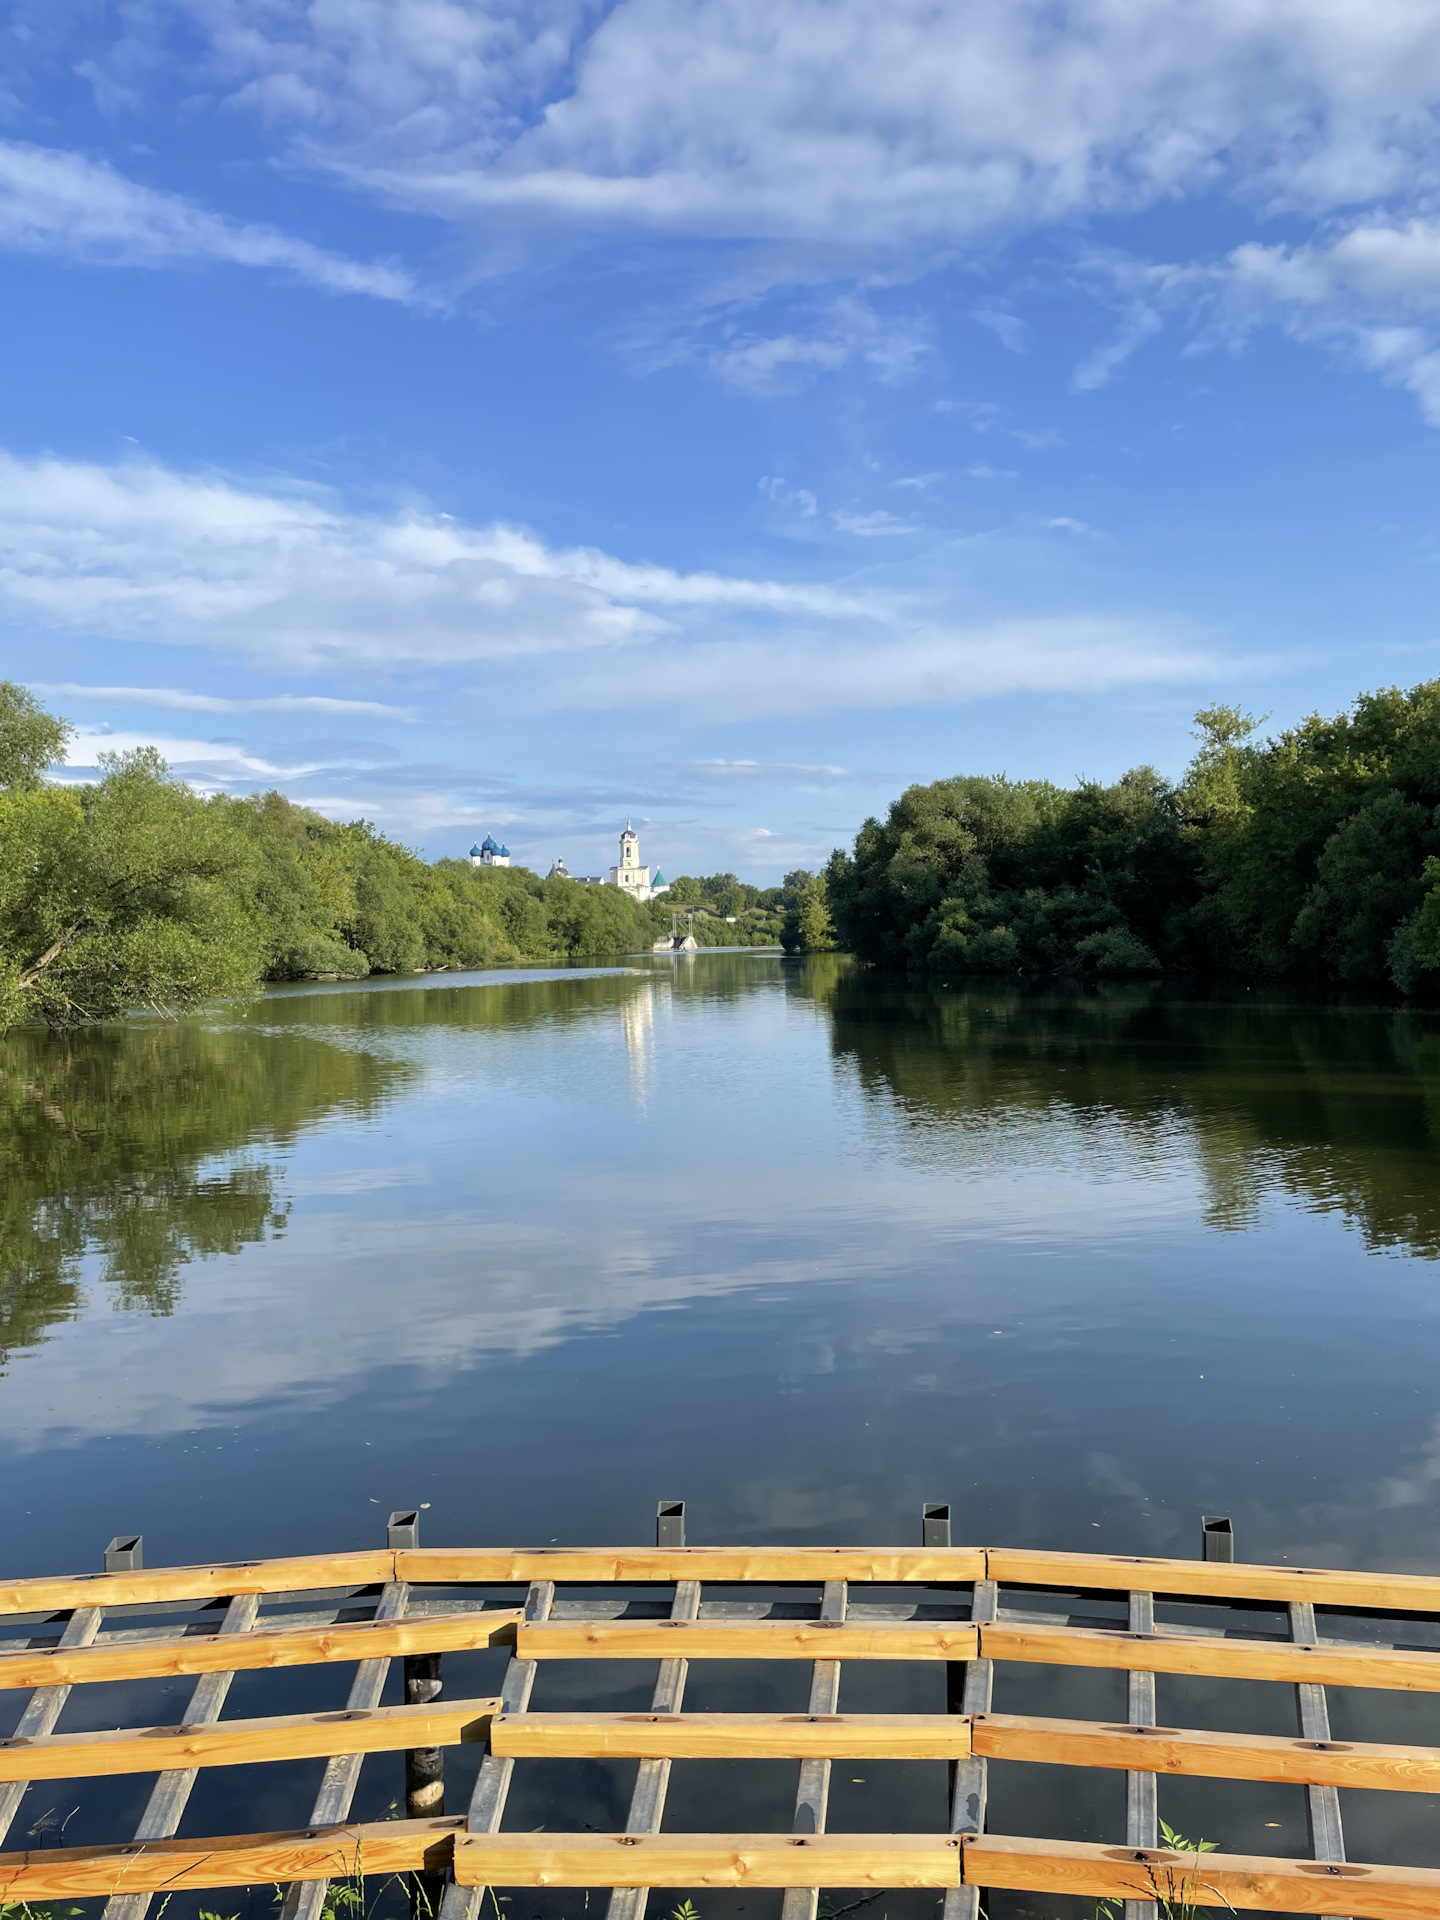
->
5, 952, 1440, 1905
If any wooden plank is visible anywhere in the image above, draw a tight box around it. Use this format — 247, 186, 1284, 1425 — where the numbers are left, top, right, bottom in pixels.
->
453, 1833, 962, 1888
607, 1574, 701, 1920
0, 1553, 396, 1618
986, 1549, 1440, 1614
0, 1609, 522, 1692
516, 1621, 978, 1660
435, 1577, 555, 1920
980, 1617, 1440, 1689
971, 1711, 1440, 1792
491, 1710, 974, 1759
0, 1817, 462, 1899
781, 1577, 847, 1920
104, 1590, 261, 1920
400, 1549, 986, 1585
0, 1605, 102, 1845
8, 1544, 1440, 1612
960, 1833, 1440, 1920
0, 1694, 501, 1782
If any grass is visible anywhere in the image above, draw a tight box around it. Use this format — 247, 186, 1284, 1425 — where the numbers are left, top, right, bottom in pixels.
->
1017, 1823, 1236, 1920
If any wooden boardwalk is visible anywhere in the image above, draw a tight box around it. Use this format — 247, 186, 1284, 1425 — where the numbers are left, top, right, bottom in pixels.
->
2, 1508, 1440, 1916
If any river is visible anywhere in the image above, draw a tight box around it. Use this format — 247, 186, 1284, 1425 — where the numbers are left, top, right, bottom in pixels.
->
4, 951, 1440, 1901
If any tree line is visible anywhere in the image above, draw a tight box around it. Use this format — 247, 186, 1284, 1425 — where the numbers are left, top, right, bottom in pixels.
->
0, 685, 696, 1029
822, 679, 1440, 994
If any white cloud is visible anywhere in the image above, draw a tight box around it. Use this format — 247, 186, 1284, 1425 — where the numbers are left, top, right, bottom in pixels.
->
1214, 219, 1440, 422
163, 0, 1440, 251
937, 400, 1066, 449
0, 139, 423, 302
831, 508, 917, 536
973, 304, 1030, 352
0, 447, 1225, 721
1072, 301, 1164, 392
59, 725, 400, 780
1074, 217, 1440, 420
681, 758, 859, 784
62, 726, 291, 776
678, 296, 930, 397
759, 476, 819, 517
33, 682, 416, 718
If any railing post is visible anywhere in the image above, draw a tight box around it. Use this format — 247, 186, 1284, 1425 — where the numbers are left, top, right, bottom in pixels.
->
104, 1535, 142, 1571
1201, 1515, 1234, 1562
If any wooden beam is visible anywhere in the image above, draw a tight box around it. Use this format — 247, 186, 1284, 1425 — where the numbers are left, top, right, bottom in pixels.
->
0, 1610, 521, 1691
980, 1618, 1440, 1691
7, 1544, 1440, 1615
0, 1695, 500, 1782
986, 1550, 1440, 1615
972, 1712, 1440, 1793
0, 1553, 396, 1619
452, 1833, 962, 1888
0, 1818, 461, 1899
491, 1711, 975, 1759
516, 1621, 978, 1660
960, 1833, 1440, 1920
400, 1549, 985, 1585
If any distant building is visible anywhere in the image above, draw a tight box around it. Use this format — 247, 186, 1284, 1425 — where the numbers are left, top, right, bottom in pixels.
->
547, 856, 605, 883
610, 821, 670, 904
546, 823, 669, 895
470, 834, 511, 868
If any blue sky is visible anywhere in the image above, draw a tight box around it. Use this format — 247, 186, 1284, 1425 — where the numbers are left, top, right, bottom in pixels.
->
4, 0, 1440, 881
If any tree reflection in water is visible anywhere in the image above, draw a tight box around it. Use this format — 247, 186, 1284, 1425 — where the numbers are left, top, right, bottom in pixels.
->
791, 959, 1440, 1259
0, 1019, 408, 1368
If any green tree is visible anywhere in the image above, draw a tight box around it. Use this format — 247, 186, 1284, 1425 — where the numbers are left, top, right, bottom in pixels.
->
0, 681, 73, 791
0, 750, 263, 1030
780, 870, 837, 952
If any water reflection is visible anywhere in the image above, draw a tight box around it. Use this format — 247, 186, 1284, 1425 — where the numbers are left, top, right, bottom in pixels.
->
6, 958, 1440, 1582
810, 970, 1440, 1257
0, 1019, 408, 1367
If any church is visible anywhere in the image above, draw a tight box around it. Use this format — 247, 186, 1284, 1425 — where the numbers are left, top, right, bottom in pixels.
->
608, 820, 670, 904
468, 834, 510, 868
546, 823, 670, 901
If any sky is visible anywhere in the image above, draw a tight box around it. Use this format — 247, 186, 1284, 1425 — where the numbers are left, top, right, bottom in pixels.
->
3, 0, 1440, 881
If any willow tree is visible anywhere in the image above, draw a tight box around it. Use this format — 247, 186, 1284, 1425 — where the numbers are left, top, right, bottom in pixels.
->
0, 690, 263, 1028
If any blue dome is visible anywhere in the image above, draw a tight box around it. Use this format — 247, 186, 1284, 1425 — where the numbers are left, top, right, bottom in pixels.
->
481, 833, 502, 852
498, 844, 511, 858
469, 843, 484, 857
